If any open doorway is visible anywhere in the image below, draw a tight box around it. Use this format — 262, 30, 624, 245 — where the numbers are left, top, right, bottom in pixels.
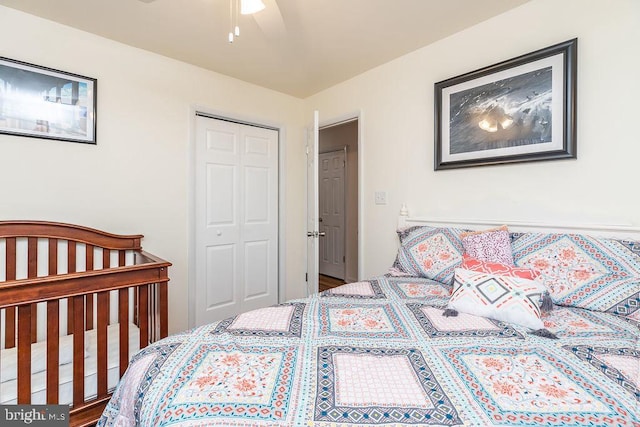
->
318, 119, 358, 291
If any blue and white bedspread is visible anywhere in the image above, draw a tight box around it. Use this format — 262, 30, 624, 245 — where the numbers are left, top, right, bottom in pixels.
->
98, 276, 639, 426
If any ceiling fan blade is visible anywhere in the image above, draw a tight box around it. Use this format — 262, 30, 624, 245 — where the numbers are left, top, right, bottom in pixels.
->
138, 0, 157, 3
252, 0, 286, 39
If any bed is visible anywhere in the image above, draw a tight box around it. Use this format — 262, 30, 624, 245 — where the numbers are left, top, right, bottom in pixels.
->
98, 217, 639, 426
0, 221, 170, 426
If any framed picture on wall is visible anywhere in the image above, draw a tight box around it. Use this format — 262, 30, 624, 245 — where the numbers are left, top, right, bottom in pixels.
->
0, 56, 97, 144
434, 38, 576, 170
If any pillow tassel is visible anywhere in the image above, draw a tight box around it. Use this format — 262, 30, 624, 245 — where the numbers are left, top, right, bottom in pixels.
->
531, 328, 558, 339
539, 291, 554, 312
442, 308, 458, 317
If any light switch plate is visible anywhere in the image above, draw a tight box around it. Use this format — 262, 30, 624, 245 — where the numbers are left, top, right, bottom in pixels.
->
374, 191, 387, 205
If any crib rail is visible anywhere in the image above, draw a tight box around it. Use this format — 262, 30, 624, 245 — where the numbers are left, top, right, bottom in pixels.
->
0, 221, 170, 427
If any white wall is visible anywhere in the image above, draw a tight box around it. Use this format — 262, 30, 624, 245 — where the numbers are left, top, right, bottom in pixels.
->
0, 6, 307, 334
3, 0, 639, 334
306, 0, 640, 278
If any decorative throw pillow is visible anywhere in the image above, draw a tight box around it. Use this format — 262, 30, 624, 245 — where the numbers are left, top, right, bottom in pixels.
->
512, 232, 640, 317
394, 226, 465, 284
446, 268, 547, 330
460, 225, 514, 265
461, 255, 539, 280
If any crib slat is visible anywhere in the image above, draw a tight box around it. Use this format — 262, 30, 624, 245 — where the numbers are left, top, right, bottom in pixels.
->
139, 285, 149, 349
148, 284, 154, 342
86, 245, 94, 330
67, 241, 77, 335
133, 284, 139, 326
47, 300, 60, 404
72, 295, 85, 406
68, 241, 77, 274
48, 239, 58, 275
30, 302, 38, 344
103, 250, 111, 325
48, 235, 57, 350
17, 304, 31, 403
86, 244, 94, 270
5, 237, 16, 349
152, 284, 158, 342
160, 282, 168, 339
27, 237, 38, 277
5, 308, 15, 349
86, 294, 94, 331
119, 288, 129, 377
67, 298, 73, 336
96, 292, 108, 397
102, 248, 110, 269
28, 237, 38, 343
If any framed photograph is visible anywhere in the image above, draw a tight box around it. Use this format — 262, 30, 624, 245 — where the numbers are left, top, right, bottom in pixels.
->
434, 39, 576, 170
0, 57, 96, 144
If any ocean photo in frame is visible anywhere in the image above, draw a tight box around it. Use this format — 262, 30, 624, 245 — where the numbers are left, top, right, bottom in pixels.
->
0, 56, 96, 144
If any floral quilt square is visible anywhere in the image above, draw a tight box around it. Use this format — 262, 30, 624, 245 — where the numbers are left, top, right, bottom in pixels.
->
442, 345, 638, 426
318, 303, 410, 339
406, 303, 522, 339
314, 346, 460, 425
566, 346, 640, 401
212, 302, 305, 337
391, 280, 451, 300
321, 279, 386, 299
161, 344, 297, 423
516, 236, 609, 299
101, 342, 182, 427
541, 307, 638, 340
512, 233, 640, 315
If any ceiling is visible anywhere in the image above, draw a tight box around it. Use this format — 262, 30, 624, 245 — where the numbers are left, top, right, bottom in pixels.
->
0, 0, 530, 98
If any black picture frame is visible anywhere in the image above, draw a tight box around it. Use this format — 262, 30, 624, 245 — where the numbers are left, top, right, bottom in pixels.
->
0, 56, 97, 144
434, 39, 576, 170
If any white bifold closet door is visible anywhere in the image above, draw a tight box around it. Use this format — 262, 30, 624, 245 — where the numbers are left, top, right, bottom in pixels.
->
194, 115, 279, 326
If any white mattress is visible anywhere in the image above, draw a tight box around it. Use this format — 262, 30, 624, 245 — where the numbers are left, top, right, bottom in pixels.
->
0, 323, 141, 405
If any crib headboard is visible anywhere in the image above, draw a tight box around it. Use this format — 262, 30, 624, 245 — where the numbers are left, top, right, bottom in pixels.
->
0, 221, 151, 346
0, 221, 170, 424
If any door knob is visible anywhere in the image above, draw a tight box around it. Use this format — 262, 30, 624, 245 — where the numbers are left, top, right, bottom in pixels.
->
307, 231, 326, 238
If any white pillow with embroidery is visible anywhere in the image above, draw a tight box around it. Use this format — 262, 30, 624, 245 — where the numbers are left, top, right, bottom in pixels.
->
447, 268, 547, 330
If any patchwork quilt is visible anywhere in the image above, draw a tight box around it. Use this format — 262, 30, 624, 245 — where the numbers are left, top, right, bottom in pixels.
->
98, 276, 640, 426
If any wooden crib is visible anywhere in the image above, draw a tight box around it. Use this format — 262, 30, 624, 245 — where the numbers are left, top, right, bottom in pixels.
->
0, 221, 170, 426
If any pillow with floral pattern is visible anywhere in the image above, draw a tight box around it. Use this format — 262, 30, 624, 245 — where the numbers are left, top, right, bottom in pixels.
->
394, 226, 465, 284
511, 232, 640, 317
461, 225, 514, 266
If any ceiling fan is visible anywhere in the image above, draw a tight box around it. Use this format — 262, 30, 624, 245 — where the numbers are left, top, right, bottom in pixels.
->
136, 0, 285, 40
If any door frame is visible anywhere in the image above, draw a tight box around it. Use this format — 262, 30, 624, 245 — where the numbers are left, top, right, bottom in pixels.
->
187, 106, 286, 329
315, 110, 364, 283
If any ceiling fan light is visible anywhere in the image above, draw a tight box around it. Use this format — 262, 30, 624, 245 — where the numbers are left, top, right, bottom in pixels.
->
240, 0, 265, 15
